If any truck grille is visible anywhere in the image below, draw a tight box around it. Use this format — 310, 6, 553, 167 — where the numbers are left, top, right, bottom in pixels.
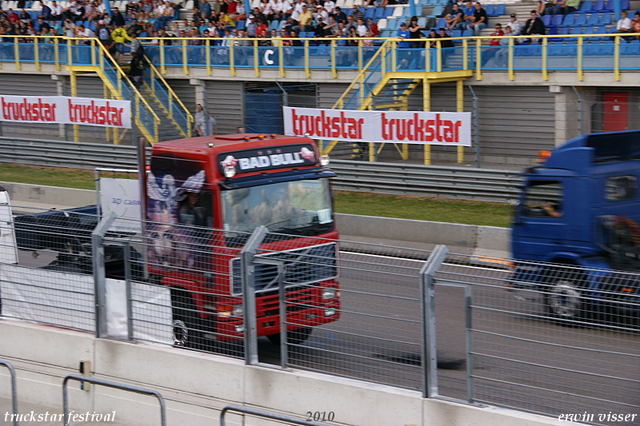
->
230, 242, 337, 296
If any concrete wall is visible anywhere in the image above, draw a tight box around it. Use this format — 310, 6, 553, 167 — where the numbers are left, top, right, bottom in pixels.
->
0, 321, 570, 426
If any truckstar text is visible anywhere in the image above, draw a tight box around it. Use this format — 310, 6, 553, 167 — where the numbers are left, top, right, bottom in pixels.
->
68, 100, 124, 127
1, 97, 57, 122
381, 113, 462, 143
283, 107, 472, 146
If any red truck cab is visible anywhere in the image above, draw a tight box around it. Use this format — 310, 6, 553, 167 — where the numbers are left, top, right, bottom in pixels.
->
145, 133, 339, 348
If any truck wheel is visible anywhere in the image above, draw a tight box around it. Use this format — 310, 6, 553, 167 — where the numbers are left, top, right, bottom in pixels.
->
171, 288, 207, 350
544, 278, 584, 321
267, 327, 312, 345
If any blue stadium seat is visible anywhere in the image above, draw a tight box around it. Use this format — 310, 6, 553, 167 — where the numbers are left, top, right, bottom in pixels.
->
462, 29, 472, 37
603, 0, 614, 11
277, 20, 286, 31
578, 0, 592, 13
386, 17, 397, 30
436, 17, 446, 28
551, 14, 563, 27
547, 27, 561, 41
403, 7, 413, 17
559, 13, 575, 27
574, 13, 588, 26
236, 19, 246, 30
484, 4, 494, 16
586, 12, 600, 26
269, 19, 278, 31
298, 31, 307, 38
598, 13, 611, 26
620, 0, 629, 10
494, 4, 505, 16
594, 25, 608, 41
557, 27, 570, 40
621, 41, 640, 55
541, 14, 552, 27
385, 7, 394, 17
568, 26, 582, 42
587, 0, 604, 12
374, 7, 386, 20
365, 7, 376, 20
428, 5, 442, 18
417, 17, 427, 27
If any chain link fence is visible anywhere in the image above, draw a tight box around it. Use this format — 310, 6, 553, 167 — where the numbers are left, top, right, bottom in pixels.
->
1, 207, 639, 425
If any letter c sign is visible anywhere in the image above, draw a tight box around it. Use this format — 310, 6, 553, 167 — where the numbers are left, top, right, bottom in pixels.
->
264, 49, 274, 65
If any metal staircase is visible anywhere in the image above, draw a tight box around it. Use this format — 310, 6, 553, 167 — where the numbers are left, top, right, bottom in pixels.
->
66, 41, 192, 145
324, 40, 474, 161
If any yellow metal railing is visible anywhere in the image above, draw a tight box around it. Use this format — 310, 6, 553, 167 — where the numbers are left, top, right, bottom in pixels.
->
144, 59, 194, 138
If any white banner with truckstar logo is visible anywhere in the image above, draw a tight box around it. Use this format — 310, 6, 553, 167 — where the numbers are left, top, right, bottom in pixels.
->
0, 95, 131, 128
283, 106, 471, 146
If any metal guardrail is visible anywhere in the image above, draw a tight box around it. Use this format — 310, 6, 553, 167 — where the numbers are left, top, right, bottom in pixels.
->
0, 360, 18, 426
0, 137, 522, 203
62, 374, 166, 426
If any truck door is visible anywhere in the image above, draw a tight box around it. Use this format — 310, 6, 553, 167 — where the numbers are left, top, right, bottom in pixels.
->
512, 179, 567, 260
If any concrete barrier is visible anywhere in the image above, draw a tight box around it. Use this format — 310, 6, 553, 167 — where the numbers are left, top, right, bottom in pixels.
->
0, 183, 511, 258
0, 321, 569, 426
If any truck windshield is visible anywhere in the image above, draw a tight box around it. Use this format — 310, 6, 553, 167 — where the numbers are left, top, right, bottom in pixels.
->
221, 178, 333, 239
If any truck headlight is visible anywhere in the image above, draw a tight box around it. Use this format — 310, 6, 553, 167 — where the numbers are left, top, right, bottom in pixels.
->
217, 303, 243, 318
324, 308, 337, 317
322, 287, 337, 300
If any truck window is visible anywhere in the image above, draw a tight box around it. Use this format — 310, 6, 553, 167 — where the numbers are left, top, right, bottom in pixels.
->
221, 178, 333, 239
523, 180, 563, 218
605, 175, 637, 203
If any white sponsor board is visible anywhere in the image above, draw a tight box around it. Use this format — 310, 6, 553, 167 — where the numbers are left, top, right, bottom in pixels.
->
283, 106, 472, 146
100, 178, 142, 233
0, 95, 131, 128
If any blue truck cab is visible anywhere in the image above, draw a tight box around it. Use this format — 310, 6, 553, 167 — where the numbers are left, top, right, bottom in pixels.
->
511, 130, 640, 320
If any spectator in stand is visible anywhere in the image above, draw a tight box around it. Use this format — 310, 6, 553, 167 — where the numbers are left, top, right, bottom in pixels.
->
39, 1, 53, 20
111, 23, 131, 64
323, 15, 338, 36
314, 15, 327, 41
344, 14, 356, 33
445, 3, 463, 31
545, 0, 578, 15
253, 7, 268, 25
613, 10, 632, 39
324, 0, 336, 15
246, 13, 257, 36
194, 104, 218, 136
522, 9, 544, 43
111, 6, 126, 26
351, 4, 364, 23
408, 15, 424, 47
34, 17, 50, 34
367, 17, 378, 36
633, 11, 640, 40
426, 28, 439, 47
466, 2, 487, 36
396, 21, 409, 47
298, 4, 313, 31
494, 24, 511, 66
461, 0, 475, 28
255, 16, 268, 36
50, 1, 63, 20
356, 17, 367, 36
333, 6, 346, 24
7, 9, 19, 24
535, 0, 545, 16
438, 27, 454, 46
506, 13, 521, 36
482, 22, 503, 65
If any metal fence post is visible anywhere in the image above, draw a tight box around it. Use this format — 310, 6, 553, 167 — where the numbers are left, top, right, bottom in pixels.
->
467, 85, 480, 168
419, 244, 449, 398
124, 242, 134, 341
465, 285, 474, 403
92, 212, 117, 338
240, 226, 268, 365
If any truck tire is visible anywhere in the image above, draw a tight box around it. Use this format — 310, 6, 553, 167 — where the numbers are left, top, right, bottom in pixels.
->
170, 288, 207, 350
543, 267, 588, 322
267, 327, 312, 345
